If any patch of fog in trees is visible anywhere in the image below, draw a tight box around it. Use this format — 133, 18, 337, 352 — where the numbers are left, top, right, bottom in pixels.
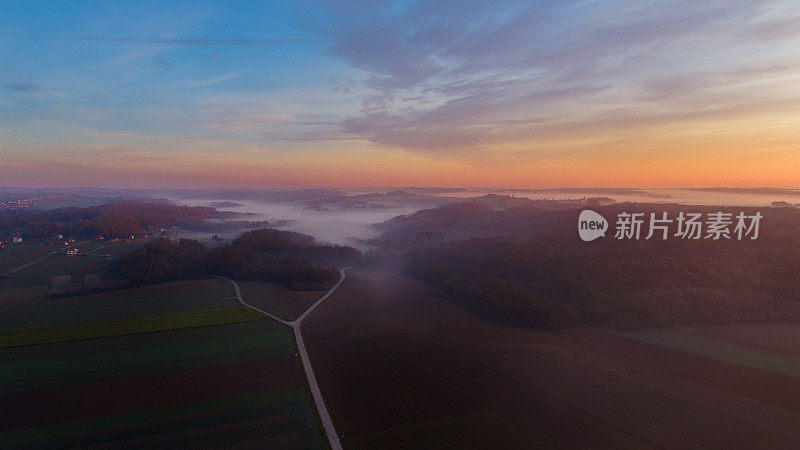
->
175, 197, 420, 250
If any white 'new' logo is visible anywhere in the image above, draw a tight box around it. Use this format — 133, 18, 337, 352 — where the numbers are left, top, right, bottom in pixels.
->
578, 210, 608, 241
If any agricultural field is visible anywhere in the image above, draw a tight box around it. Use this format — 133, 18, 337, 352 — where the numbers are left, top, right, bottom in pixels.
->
675, 323, 800, 359
0, 243, 98, 303
0, 277, 327, 448
238, 280, 324, 321
305, 269, 800, 448
0, 306, 265, 348
0, 239, 143, 298
597, 326, 800, 379
0, 278, 237, 328
0, 245, 59, 275
0, 286, 44, 307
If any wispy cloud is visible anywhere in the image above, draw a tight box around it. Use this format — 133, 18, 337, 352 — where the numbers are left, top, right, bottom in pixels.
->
313, 0, 800, 155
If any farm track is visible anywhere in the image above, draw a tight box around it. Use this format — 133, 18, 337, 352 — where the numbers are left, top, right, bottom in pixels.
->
221, 268, 348, 450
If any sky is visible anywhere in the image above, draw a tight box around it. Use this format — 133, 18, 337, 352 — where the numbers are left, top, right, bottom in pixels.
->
1, 0, 799, 188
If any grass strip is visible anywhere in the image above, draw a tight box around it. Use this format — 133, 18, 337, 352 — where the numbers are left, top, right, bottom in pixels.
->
0, 329, 294, 382
0, 306, 266, 348
600, 327, 800, 379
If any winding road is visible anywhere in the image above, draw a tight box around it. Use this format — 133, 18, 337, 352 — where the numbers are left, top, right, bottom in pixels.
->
219, 268, 348, 450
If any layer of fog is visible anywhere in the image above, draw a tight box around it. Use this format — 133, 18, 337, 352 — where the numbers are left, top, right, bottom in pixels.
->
168, 187, 800, 249
174, 197, 421, 250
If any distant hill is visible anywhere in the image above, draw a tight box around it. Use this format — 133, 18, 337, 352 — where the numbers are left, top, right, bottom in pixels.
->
372, 194, 609, 245
687, 187, 800, 196
206, 201, 243, 208
182, 188, 344, 203
497, 188, 670, 198
304, 190, 453, 211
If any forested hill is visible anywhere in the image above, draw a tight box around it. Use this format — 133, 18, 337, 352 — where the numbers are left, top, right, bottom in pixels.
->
118, 228, 362, 291
371, 202, 800, 330
371, 194, 617, 246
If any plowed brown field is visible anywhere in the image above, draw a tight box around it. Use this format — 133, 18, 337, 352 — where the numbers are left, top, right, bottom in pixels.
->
305, 269, 800, 448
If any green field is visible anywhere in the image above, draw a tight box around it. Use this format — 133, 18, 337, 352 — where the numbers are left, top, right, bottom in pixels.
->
0, 278, 237, 328
0, 325, 291, 383
0, 286, 44, 306
0, 246, 58, 274
0, 306, 266, 348
7, 240, 129, 286
0, 242, 326, 448
0, 239, 145, 292
237, 280, 324, 321
12, 254, 102, 286
0, 389, 323, 448
238, 280, 293, 320
0, 320, 294, 395
1, 319, 286, 362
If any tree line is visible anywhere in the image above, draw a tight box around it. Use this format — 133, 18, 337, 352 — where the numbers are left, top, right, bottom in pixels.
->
118, 228, 362, 291
0, 201, 223, 239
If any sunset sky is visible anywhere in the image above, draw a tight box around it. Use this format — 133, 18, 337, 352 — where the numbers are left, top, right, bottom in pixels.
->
1, 1, 799, 188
